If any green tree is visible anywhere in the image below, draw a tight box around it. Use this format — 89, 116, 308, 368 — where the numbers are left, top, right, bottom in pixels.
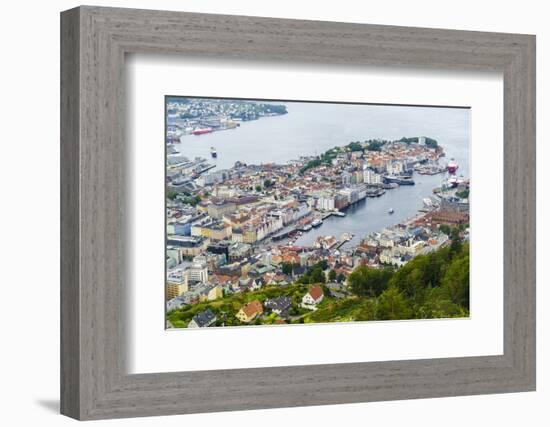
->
337, 273, 346, 283
388, 257, 429, 301
439, 224, 451, 235
441, 254, 470, 308
377, 287, 413, 320
181, 194, 201, 206
255, 185, 262, 192
296, 275, 309, 284
348, 265, 393, 297
449, 227, 462, 257
281, 262, 295, 275
423, 251, 447, 288
387, 247, 457, 304
328, 269, 337, 282
355, 299, 379, 321
300, 159, 322, 174
316, 259, 329, 270
347, 141, 363, 152
456, 189, 469, 199
366, 141, 384, 151
309, 267, 326, 284
415, 287, 467, 319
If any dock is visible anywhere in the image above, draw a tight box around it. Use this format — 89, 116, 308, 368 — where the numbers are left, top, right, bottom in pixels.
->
335, 233, 354, 249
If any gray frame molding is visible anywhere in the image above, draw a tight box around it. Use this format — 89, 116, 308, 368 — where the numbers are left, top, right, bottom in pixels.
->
61, 6, 536, 420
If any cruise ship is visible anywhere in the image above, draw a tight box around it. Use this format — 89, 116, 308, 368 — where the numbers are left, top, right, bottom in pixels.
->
447, 159, 459, 174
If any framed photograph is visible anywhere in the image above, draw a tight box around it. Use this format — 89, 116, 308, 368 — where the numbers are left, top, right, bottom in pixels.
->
163, 96, 471, 329
61, 6, 536, 420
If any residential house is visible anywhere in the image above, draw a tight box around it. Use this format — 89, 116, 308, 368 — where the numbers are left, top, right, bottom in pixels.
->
207, 285, 223, 301
188, 309, 217, 328
236, 300, 263, 323
264, 296, 292, 317
166, 295, 187, 312
326, 282, 347, 299
301, 285, 324, 309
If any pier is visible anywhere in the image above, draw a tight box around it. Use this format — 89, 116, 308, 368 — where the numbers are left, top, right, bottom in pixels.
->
334, 233, 354, 249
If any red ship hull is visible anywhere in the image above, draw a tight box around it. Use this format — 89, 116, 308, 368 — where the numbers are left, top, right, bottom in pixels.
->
192, 128, 213, 135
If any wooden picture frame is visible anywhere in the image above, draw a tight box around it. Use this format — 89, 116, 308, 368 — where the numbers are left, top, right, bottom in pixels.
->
60, 5, 536, 420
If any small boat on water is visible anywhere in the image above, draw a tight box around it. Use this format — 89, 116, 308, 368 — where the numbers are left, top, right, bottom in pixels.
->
388, 208, 394, 214
311, 218, 323, 227
210, 147, 217, 158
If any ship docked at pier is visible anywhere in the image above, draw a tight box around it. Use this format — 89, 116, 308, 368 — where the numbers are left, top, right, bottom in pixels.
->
383, 175, 415, 186
447, 159, 459, 174
192, 127, 213, 135
311, 218, 323, 227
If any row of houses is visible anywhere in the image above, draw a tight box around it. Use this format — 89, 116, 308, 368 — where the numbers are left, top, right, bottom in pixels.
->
186, 285, 325, 328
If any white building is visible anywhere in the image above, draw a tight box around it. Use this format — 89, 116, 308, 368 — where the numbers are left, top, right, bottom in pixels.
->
186, 262, 208, 283
317, 194, 335, 211
363, 168, 382, 184
301, 285, 324, 310
387, 161, 404, 175
196, 172, 221, 187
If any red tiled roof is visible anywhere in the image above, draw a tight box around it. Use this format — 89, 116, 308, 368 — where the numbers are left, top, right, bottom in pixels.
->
308, 285, 324, 301
241, 300, 263, 317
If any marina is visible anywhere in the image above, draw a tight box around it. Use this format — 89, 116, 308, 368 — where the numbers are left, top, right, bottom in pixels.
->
293, 169, 456, 248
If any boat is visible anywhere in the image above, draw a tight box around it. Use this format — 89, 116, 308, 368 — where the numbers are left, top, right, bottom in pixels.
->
297, 223, 313, 232
192, 127, 213, 135
423, 197, 434, 207
388, 208, 394, 214
311, 218, 323, 227
447, 176, 459, 188
383, 175, 415, 186
210, 147, 217, 158
447, 159, 459, 174
365, 187, 385, 197
167, 145, 180, 155
381, 182, 399, 190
